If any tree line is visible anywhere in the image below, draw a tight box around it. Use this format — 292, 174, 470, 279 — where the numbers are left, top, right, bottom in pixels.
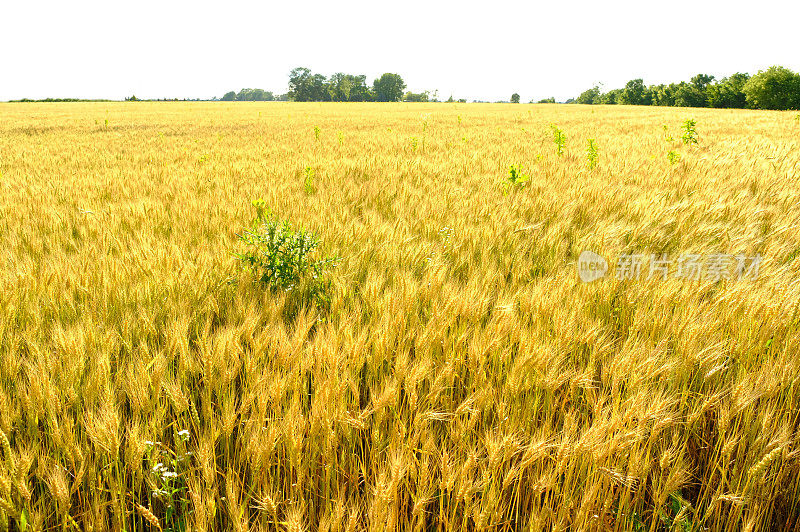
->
219, 88, 289, 102
219, 67, 460, 103
9, 98, 116, 102
10, 65, 799, 108
287, 67, 409, 102
571, 66, 800, 110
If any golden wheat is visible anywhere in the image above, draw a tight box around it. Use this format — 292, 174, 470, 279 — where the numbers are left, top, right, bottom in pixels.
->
0, 102, 799, 530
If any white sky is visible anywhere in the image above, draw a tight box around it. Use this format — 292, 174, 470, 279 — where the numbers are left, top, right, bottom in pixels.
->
2, 0, 799, 102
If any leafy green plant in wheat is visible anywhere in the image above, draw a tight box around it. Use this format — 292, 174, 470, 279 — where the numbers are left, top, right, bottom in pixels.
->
303, 166, 316, 195
586, 139, 599, 169
681, 119, 698, 145
235, 200, 337, 316
551, 125, 566, 156
503, 164, 530, 194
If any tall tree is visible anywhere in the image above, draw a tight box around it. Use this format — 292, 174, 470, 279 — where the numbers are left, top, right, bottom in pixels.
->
288, 67, 313, 101
690, 73, 715, 90
372, 73, 406, 102
743, 66, 800, 110
600, 89, 623, 104
707, 73, 749, 108
620, 79, 646, 105
674, 82, 706, 108
327, 73, 350, 102
576, 85, 601, 104
348, 75, 371, 101
309, 74, 329, 101
650, 84, 678, 106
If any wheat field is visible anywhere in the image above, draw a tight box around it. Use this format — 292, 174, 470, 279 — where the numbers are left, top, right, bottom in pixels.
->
1, 102, 799, 531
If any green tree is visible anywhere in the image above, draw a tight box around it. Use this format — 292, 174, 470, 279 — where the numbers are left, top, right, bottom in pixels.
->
600, 89, 622, 104
235, 88, 274, 101
691, 74, 715, 90
743, 66, 800, 110
288, 67, 314, 101
347, 75, 371, 102
510, 93, 520, 103
674, 82, 704, 108
309, 74, 329, 101
404, 91, 429, 102
221, 91, 236, 101
707, 73, 749, 108
576, 85, 601, 104
372, 73, 406, 102
669, 74, 714, 107
326, 73, 353, 102
650, 84, 674, 106
620, 79, 646, 105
